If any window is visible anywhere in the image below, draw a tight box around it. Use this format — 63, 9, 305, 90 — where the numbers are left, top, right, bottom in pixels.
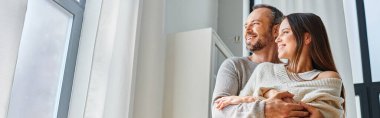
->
7, 0, 85, 118
354, 0, 380, 117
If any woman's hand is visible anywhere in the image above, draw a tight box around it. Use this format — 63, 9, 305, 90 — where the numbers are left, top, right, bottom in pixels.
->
263, 88, 280, 98
264, 89, 295, 103
301, 102, 323, 118
214, 96, 256, 110
263, 91, 310, 118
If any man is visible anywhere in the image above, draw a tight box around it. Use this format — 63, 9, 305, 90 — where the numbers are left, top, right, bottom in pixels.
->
212, 4, 309, 118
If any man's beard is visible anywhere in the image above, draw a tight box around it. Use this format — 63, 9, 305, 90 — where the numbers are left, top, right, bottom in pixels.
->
247, 39, 266, 52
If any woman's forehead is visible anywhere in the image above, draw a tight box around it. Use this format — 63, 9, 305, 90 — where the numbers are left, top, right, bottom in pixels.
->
279, 19, 290, 29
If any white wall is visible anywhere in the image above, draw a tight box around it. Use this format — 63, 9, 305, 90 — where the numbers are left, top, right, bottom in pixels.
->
262, 0, 356, 117
0, 0, 27, 117
165, 0, 218, 34
217, 0, 244, 56
164, 28, 214, 118
134, 0, 223, 117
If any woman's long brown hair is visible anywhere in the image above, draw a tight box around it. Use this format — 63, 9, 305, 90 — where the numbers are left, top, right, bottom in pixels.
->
286, 13, 345, 115
286, 13, 337, 73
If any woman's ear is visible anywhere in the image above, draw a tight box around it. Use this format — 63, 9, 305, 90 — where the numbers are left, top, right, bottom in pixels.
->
304, 33, 311, 45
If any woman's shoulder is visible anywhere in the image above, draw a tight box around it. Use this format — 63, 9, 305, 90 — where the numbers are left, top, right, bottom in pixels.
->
315, 71, 340, 80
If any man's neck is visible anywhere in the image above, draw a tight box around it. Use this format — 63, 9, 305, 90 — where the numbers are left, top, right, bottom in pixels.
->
248, 44, 278, 63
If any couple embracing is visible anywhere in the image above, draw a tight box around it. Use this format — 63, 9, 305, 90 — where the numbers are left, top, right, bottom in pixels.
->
212, 4, 344, 118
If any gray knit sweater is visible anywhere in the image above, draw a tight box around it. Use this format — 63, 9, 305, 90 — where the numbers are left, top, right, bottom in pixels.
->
212, 57, 265, 118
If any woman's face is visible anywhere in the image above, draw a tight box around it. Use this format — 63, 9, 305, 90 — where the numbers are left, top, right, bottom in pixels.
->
275, 19, 297, 60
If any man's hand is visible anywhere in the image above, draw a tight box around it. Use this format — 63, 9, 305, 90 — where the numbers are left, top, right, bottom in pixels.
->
264, 91, 309, 118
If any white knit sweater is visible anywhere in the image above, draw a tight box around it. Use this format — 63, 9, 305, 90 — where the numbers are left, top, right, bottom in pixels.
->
240, 62, 344, 118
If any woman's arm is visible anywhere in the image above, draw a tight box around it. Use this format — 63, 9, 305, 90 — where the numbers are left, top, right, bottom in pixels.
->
299, 77, 344, 118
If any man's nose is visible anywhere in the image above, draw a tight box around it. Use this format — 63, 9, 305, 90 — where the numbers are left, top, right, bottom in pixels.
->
251, 28, 258, 37
246, 27, 253, 33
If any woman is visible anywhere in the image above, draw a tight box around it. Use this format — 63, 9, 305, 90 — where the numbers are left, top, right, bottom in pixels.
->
214, 13, 344, 118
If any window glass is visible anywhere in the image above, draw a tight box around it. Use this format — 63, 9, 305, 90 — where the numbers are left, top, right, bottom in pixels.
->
7, 0, 73, 117
364, 0, 380, 82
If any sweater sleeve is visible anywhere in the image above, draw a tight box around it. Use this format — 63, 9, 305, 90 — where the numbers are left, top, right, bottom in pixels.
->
212, 100, 266, 118
299, 78, 345, 118
212, 60, 265, 118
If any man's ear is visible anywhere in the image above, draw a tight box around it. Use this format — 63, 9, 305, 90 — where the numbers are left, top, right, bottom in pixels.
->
304, 33, 311, 45
272, 24, 280, 38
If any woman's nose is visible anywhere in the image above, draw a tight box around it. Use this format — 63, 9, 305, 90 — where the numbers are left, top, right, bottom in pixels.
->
275, 37, 281, 43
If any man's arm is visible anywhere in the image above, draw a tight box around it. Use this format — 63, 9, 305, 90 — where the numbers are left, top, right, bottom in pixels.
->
211, 60, 308, 118
212, 91, 309, 118
212, 59, 239, 103
212, 100, 266, 118
212, 59, 265, 117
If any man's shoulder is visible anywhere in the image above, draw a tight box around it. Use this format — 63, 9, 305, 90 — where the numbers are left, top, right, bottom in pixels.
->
257, 62, 275, 67
227, 56, 249, 62
222, 57, 250, 65
223, 57, 280, 69
220, 57, 255, 71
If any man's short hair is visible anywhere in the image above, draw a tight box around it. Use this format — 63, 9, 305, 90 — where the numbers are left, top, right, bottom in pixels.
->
252, 4, 284, 26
